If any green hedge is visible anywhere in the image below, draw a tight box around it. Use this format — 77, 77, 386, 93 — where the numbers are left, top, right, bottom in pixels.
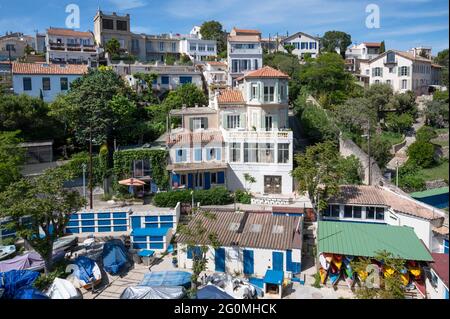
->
234, 189, 252, 204
153, 187, 233, 207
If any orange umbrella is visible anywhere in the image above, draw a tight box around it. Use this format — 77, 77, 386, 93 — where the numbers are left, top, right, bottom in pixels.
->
118, 178, 146, 186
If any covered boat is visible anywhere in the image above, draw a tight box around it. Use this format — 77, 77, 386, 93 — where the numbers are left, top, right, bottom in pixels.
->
197, 284, 234, 299
332, 255, 343, 270
13, 287, 49, 299
0, 245, 16, 261
120, 286, 185, 299
53, 236, 78, 252
45, 278, 82, 299
0, 270, 40, 299
66, 256, 102, 289
102, 239, 130, 275
0, 250, 65, 272
319, 268, 328, 284
139, 271, 192, 289
319, 253, 330, 270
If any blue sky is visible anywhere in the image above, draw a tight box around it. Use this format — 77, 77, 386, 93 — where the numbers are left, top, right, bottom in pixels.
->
0, 0, 448, 53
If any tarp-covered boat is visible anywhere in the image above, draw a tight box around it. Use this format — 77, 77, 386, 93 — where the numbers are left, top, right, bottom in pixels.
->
0, 270, 40, 299
102, 239, 130, 275
120, 286, 185, 299
45, 277, 82, 299
139, 271, 192, 288
53, 236, 78, 252
13, 287, 49, 299
197, 284, 234, 299
0, 245, 16, 261
0, 250, 65, 272
66, 256, 102, 289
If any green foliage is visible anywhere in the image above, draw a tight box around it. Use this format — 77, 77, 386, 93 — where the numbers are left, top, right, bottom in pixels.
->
33, 260, 69, 290
200, 21, 227, 55
0, 131, 25, 192
385, 113, 414, 134
336, 155, 362, 185
434, 49, 449, 87
364, 83, 394, 119
416, 126, 438, 143
300, 104, 339, 143
433, 90, 449, 103
361, 134, 391, 168
312, 272, 322, 289
113, 149, 169, 190
320, 31, 352, 58
163, 83, 208, 110
57, 151, 107, 186
179, 54, 193, 65
379, 41, 385, 54
425, 99, 449, 128
164, 54, 176, 65
387, 91, 418, 117
283, 44, 295, 54
0, 169, 85, 273
334, 97, 377, 135
153, 187, 233, 207
406, 140, 436, 168
396, 162, 426, 192
234, 189, 252, 204
105, 38, 120, 56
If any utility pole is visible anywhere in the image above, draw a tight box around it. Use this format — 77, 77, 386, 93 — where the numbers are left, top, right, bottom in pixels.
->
82, 163, 87, 208
89, 124, 93, 210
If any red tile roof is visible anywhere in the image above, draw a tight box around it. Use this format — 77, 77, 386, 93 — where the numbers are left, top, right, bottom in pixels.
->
431, 253, 449, 288
12, 62, 88, 75
207, 61, 227, 66
217, 89, 244, 104
363, 42, 381, 47
233, 28, 261, 35
239, 66, 289, 80
47, 28, 93, 38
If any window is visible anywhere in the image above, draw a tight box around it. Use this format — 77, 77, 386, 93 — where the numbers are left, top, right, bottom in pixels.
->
373, 67, 382, 77
323, 206, 331, 217
265, 115, 273, 131
42, 77, 51, 91
330, 205, 340, 218
198, 44, 205, 51
23, 77, 32, 91
227, 115, 241, 129
402, 79, 408, 90
133, 160, 151, 177
180, 174, 187, 186
386, 80, 391, 85
366, 207, 375, 219
191, 117, 206, 130
207, 45, 215, 52
116, 20, 128, 31
254, 59, 258, 70
366, 69, 370, 75
264, 86, 275, 102
195, 173, 203, 188
179, 76, 192, 84
386, 52, 396, 63
102, 19, 114, 30
232, 60, 239, 73
211, 172, 217, 184
190, 44, 197, 51
353, 206, 362, 219
161, 76, 169, 85
375, 80, 380, 84
376, 207, 385, 220
194, 148, 202, 161
344, 206, 353, 218
400, 66, 409, 76
230, 143, 241, 162
251, 84, 258, 100
258, 143, 274, 163
207, 148, 221, 161
5, 44, 15, 51
244, 143, 258, 163
131, 39, 139, 51
171, 42, 177, 52
60, 77, 68, 91
159, 42, 164, 51
280, 85, 286, 100
278, 143, 289, 163
175, 149, 187, 163
239, 59, 250, 72
389, 67, 394, 73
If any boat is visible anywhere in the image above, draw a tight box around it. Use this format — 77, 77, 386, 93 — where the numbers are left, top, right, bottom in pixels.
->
0, 245, 16, 261
324, 253, 333, 263
102, 239, 130, 275
329, 271, 341, 286
400, 272, 410, 286
66, 256, 102, 289
332, 255, 343, 270
120, 286, 186, 299
0, 250, 64, 272
45, 278, 82, 299
329, 261, 339, 274
344, 255, 354, 262
319, 268, 328, 284
319, 253, 330, 270
357, 270, 368, 282
53, 236, 77, 252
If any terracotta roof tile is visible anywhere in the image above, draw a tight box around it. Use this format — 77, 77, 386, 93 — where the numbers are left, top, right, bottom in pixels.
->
431, 253, 449, 288
363, 42, 381, 47
240, 66, 289, 80
228, 35, 261, 42
47, 28, 93, 38
234, 28, 261, 35
207, 61, 227, 66
12, 62, 88, 75
217, 89, 244, 104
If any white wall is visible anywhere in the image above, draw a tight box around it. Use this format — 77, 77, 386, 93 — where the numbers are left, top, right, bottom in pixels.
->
13, 74, 81, 102
426, 269, 449, 299
282, 34, 319, 58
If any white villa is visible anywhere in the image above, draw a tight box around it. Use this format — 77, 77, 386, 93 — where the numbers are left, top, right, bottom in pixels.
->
179, 35, 217, 61
360, 49, 442, 95
227, 28, 263, 86
203, 61, 228, 89
345, 42, 381, 73
279, 32, 320, 59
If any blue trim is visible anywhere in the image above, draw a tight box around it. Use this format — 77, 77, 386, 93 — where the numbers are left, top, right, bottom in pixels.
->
114, 226, 127, 232
243, 250, 254, 275
160, 216, 173, 222
215, 248, 226, 272
131, 216, 141, 229
98, 227, 111, 232
113, 212, 127, 218
149, 243, 164, 249
187, 174, 194, 189
81, 220, 95, 226
80, 213, 94, 220
98, 213, 111, 219
81, 227, 95, 233
204, 172, 211, 190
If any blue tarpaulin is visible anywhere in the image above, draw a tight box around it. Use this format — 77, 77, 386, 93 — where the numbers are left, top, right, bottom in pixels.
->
131, 228, 170, 237
196, 285, 234, 299
13, 287, 49, 299
138, 250, 155, 257
102, 239, 130, 275
264, 270, 284, 285
139, 271, 191, 288
0, 270, 40, 299
71, 256, 96, 284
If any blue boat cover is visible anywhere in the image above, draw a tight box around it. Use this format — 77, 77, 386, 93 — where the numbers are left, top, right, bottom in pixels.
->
71, 256, 96, 283
138, 250, 155, 257
0, 270, 40, 299
13, 287, 49, 299
196, 285, 234, 299
264, 270, 284, 285
102, 239, 130, 275
139, 271, 191, 288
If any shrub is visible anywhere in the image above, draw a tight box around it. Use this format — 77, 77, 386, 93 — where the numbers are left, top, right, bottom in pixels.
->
407, 141, 436, 168
33, 260, 69, 290
300, 104, 339, 143
416, 126, 438, 143
153, 187, 233, 207
234, 189, 252, 204
385, 113, 414, 134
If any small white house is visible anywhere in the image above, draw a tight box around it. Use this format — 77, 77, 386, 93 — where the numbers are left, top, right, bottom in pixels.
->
179, 36, 217, 61
426, 253, 449, 299
12, 62, 88, 102
177, 209, 302, 279
279, 32, 320, 59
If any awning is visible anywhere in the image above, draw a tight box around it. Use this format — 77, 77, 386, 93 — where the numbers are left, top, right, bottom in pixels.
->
264, 270, 284, 285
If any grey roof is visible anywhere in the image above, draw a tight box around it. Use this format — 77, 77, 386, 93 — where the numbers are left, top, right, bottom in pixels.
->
281, 31, 320, 43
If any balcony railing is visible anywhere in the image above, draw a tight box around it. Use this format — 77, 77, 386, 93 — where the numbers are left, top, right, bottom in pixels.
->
229, 48, 262, 54
224, 130, 292, 140
383, 58, 398, 65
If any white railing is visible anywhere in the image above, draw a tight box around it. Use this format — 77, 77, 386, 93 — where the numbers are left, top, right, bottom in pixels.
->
229, 48, 262, 54
224, 130, 292, 140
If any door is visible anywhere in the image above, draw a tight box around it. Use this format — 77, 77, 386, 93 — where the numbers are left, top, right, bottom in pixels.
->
187, 173, 194, 189
265, 115, 273, 131
243, 250, 254, 275
264, 176, 282, 194
204, 172, 211, 190
272, 251, 284, 271
215, 248, 225, 272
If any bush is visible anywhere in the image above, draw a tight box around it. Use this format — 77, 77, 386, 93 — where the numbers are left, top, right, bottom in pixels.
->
385, 113, 414, 134
234, 189, 252, 204
416, 126, 438, 143
153, 187, 233, 207
407, 140, 436, 168
300, 104, 339, 143
33, 260, 69, 291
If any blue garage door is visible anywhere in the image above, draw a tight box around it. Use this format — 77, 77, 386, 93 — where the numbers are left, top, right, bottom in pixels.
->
272, 252, 284, 271
243, 250, 254, 275
215, 248, 225, 272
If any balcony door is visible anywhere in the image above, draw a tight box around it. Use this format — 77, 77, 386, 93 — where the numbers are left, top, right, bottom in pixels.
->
265, 115, 273, 131
264, 175, 282, 194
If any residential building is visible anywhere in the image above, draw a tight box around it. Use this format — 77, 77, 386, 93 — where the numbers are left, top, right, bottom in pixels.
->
11, 62, 88, 102
360, 49, 442, 95
261, 35, 286, 53
279, 32, 320, 59
166, 66, 294, 196
409, 46, 432, 60
323, 185, 448, 252
227, 28, 263, 86
0, 32, 34, 61
45, 28, 100, 67
203, 61, 228, 89
345, 42, 382, 73
34, 33, 46, 54
425, 253, 449, 299
111, 61, 203, 91
179, 35, 217, 61
177, 209, 302, 279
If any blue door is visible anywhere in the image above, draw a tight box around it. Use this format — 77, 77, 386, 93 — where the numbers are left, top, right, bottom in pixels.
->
204, 172, 211, 190
243, 250, 254, 275
215, 248, 225, 272
187, 174, 194, 189
272, 252, 284, 271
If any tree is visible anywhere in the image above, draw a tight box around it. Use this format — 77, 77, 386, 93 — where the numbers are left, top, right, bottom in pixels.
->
300, 104, 339, 143
0, 168, 85, 273
387, 91, 418, 117
385, 113, 414, 134
434, 49, 449, 87
396, 161, 426, 192
177, 210, 220, 294
24, 44, 34, 55
105, 38, 120, 57
163, 83, 208, 110
379, 41, 386, 54
361, 134, 391, 168
336, 155, 362, 185
292, 141, 342, 211
334, 97, 377, 135
364, 83, 394, 120
283, 44, 295, 55
425, 99, 449, 128
416, 126, 437, 143
406, 140, 436, 168
243, 173, 256, 192
0, 131, 25, 192
320, 31, 351, 58
165, 54, 176, 66
200, 21, 227, 55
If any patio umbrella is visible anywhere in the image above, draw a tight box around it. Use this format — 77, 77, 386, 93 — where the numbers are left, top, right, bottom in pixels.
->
118, 178, 146, 195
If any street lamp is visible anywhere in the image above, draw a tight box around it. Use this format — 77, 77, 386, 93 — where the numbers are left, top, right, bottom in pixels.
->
82, 163, 87, 208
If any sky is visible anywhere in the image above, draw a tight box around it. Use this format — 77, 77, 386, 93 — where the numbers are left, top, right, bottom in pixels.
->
0, 0, 448, 54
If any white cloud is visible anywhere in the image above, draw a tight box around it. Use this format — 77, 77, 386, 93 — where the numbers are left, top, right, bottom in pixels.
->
108, 0, 147, 10
375, 24, 449, 36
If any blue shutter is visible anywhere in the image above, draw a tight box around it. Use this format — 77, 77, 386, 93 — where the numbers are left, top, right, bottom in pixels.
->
217, 171, 225, 184
187, 247, 193, 259
204, 172, 211, 190
172, 174, 180, 186
131, 217, 141, 229
216, 148, 221, 160
206, 149, 212, 161
187, 174, 194, 189
215, 248, 226, 272
286, 250, 293, 272
272, 251, 284, 271
175, 149, 182, 163
195, 148, 202, 161
243, 250, 254, 275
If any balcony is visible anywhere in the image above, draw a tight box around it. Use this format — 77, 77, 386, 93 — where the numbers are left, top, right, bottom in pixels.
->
229, 47, 262, 55
223, 129, 292, 141
383, 58, 398, 65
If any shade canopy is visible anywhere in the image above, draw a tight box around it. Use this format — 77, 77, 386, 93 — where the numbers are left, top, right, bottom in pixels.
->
118, 178, 146, 186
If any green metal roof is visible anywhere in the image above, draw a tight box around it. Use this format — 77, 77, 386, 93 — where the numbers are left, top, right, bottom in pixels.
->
410, 187, 449, 199
318, 221, 433, 262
